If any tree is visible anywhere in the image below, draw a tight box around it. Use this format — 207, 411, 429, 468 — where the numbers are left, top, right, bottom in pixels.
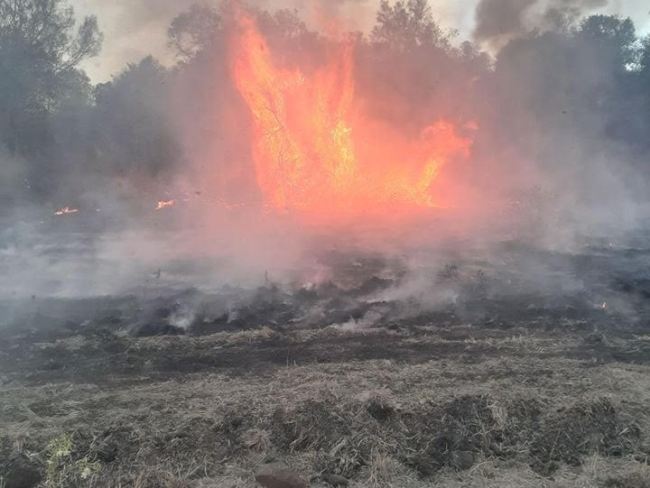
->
363, 0, 474, 128
628, 36, 650, 151
0, 0, 102, 69
371, 0, 449, 51
577, 15, 637, 69
0, 0, 102, 155
93, 57, 180, 177
168, 3, 221, 61
640, 36, 650, 74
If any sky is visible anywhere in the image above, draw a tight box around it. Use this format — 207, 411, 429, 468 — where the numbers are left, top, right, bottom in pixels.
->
71, 0, 650, 83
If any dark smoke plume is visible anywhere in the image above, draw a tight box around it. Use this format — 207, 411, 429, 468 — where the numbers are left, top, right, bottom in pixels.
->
474, 0, 608, 47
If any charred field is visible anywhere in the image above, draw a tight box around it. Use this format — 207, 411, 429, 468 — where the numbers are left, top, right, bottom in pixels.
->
3, 1, 650, 485
1, 239, 650, 488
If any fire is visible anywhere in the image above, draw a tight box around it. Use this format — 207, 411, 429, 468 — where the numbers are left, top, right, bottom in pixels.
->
156, 200, 176, 210
230, 14, 472, 222
54, 206, 79, 216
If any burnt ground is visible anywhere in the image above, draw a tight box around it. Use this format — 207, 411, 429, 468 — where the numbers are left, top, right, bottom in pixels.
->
1, 242, 650, 487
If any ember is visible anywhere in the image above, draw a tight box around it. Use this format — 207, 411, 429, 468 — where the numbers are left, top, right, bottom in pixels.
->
156, 200, 176, 210
54, 206, 79, 216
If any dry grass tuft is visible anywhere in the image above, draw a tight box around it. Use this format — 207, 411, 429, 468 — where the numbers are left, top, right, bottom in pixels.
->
601, 461, 650, 488
242, 429, 271, 453
133, 469, 191, 488
367, 450, 398, 488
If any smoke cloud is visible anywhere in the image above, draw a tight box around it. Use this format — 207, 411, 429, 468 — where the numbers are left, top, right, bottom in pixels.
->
73, 0, 376, 82
1, 0, 650, 309
474, 0, 537, 46
474, 0, 609, 47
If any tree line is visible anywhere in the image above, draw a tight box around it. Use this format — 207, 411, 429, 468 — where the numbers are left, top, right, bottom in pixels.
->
1, 0, 649, 217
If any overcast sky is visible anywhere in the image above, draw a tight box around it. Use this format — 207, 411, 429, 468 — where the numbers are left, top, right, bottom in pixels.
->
71, 0, 650, 83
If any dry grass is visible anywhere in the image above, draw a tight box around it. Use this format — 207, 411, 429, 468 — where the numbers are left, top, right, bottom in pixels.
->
241, 429, 271, 453
2, 324, 650, 488
366, 450, 401, 488
133, 470, 191, 488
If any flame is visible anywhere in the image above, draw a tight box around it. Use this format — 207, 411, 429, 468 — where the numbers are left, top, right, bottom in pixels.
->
54, 206, 79, 216
156, 200, 176, 210
230, 14, 472, 223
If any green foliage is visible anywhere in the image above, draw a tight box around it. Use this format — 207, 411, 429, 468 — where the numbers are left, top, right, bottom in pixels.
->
0, 0, 102, 155
45, 433, 101, 488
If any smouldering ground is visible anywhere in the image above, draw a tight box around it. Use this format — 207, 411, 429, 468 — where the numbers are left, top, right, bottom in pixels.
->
1, 244, 650, 487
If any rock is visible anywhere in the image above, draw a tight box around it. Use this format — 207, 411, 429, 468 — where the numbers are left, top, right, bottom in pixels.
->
255, 464, 308, 488
450, 450, 475, 471
322, 472, 349, 486
2, 454, 42, 488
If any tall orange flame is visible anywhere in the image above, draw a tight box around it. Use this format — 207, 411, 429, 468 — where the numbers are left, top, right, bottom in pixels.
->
231, 14, 472, 222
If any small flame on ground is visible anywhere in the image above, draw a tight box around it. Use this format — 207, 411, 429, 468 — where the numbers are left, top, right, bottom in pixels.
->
156, 200, 176, 211
54, 207, 79, 216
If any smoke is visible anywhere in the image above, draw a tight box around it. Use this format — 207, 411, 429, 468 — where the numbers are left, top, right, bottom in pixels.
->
473, 0, 607, 48
474, 0, 537, 47
1, 0, 650, 322
73, 0, 375, 82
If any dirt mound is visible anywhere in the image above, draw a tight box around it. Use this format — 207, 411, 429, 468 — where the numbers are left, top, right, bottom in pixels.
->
530, 398, 642, 476
271, 400, 374, 478
271, 400, 353, 453
266, 394, 643, 481
0, 452, 42, 488
404, 395, 500, 476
